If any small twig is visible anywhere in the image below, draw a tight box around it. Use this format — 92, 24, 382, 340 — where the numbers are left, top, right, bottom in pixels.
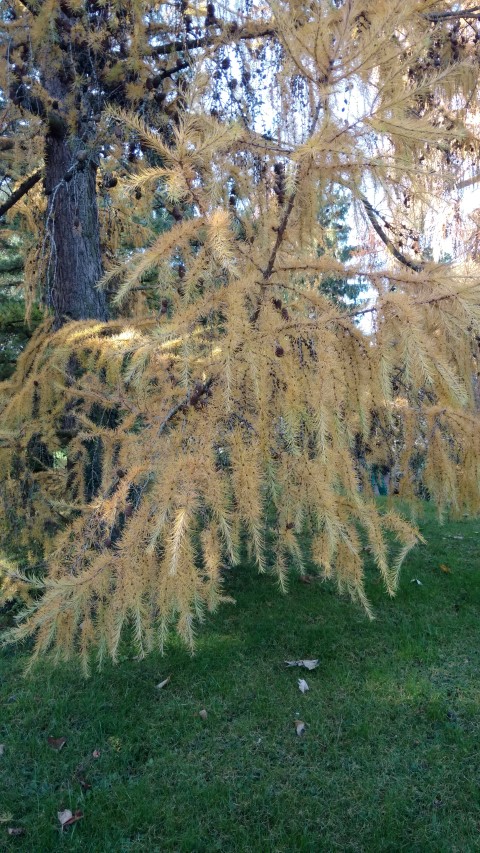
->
360, 195, 423, 273
158, 377, 214, 435
261, 97, 324, 284
262, 191, 297, 282
159, 59, 190, 82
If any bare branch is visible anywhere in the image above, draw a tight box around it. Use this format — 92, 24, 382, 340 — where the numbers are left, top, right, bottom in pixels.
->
0, 170, 42, 219
360, 195, 423, 273
150, 23, 275, 57
262, 192, 297, 282
425, 6, 480, 21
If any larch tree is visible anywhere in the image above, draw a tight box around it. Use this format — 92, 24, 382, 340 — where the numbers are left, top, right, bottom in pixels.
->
1, 0, 480, 671
0, 0, 274, 326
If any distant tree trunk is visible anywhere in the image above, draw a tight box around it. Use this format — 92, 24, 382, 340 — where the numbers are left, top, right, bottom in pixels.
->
44, 130, 108, 329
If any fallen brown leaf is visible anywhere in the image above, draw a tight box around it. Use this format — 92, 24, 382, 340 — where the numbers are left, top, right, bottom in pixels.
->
294, 719, 306, 736
439, 564, 451, 574
64, 810, 83, 827
199, 709, 208, 720
156, 676, 171, 690
48, 737, 67, 751
7, 828, 25, 837
58, 809, 83, 828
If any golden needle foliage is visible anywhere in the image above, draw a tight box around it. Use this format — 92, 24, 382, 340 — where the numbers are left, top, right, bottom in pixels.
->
1, 0, 480, 671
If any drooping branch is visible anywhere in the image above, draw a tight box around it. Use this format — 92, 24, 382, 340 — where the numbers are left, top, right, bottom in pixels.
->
360, 195, 423, 273
0, 170, 42, 219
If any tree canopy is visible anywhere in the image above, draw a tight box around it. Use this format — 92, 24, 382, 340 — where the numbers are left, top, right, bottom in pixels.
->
1, 0, 480, 671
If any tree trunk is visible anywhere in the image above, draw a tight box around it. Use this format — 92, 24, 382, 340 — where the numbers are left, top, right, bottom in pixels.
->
44, 132, 108, 329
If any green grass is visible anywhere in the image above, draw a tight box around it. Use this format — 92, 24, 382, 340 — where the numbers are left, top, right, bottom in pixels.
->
1, 502, 480, 852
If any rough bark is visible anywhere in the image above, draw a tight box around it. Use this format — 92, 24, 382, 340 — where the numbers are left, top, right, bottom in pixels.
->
44, 133, 108, 329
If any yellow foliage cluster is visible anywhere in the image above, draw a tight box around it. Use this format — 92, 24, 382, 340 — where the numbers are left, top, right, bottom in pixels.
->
1, 0, 480, 670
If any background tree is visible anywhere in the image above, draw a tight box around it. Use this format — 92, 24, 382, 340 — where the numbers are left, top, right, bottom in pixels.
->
1, 0, 480, 670
317, 191, 362, 306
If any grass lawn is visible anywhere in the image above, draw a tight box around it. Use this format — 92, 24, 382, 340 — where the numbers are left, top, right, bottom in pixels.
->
1, 501, 479, 852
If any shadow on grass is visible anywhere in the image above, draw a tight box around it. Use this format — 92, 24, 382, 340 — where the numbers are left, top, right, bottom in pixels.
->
0, 503, 479, 852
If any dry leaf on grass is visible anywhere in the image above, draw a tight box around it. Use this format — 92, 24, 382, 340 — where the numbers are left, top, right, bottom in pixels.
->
7, 828, 25, 837
298, 678, 309, 693
48, 737, 67, 751
285, 659, 319, 670
294, 719, 306, 736
199, 709, 208, 720
156, 676, 171, 689
58, 809, 83, 829
439, 564, 451, 574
